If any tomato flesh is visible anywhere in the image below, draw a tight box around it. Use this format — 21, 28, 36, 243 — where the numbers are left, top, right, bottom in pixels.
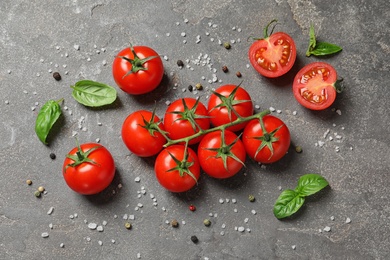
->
293, 62, 337, 110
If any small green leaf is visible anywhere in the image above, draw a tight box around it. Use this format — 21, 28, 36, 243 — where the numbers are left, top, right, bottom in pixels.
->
71, 80, 117, 107
307, 42, 342, 56
273, 189, 305, 219
295, 174, 329, 197
35, 99, 63, 144
306, 23, 316, 56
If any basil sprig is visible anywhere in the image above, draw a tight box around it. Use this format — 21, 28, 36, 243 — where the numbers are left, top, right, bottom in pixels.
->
71, 80, 117, 107
306, 23, 342, 57
35, 99, 63, 144
273, 174, 329, 219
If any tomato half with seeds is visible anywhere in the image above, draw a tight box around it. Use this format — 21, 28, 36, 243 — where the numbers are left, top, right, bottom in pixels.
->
112, 45, 164, 95
293, 62, 342, 110
122, 110, 166, 157
248, 20, 296, 78
155, 145, 200, 193
208, 84, 253, 132
63, 143, 115, 195
198, 130, 246, 179
243, 115, 290, 164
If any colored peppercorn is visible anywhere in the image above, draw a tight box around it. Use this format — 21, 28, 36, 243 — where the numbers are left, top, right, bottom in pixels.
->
236, 71, 242, 78
222, 66, 228, 73
223, 42, 231, 49
195, 83, 203, 90
189, 205, 196, 212
248, 195, 256, 202
188, 85, 193, 92
295, 146, 303, 153
124, 222, 132, 229
34, 190, 41, 198
203, 219, 211, 227
26, 180, 32, 185
171, 219, 179, 228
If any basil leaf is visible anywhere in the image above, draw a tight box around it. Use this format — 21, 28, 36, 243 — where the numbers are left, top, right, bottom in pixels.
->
273, 189, 305, 219
35, 99, 63, 144
295, 174, 329, 197
71, 80, 117, 107
308, 42, 342, 56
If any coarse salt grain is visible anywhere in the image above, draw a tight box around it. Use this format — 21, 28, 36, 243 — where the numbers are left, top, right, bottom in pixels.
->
323, 226, 331, 232
41, 232, 49, 238
88, 223, 97, 230
345, 217, 351, 223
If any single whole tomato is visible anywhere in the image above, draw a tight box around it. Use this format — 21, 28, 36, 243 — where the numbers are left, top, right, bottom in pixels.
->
154, 145, 200, 193
248, 20, 296, 78
198, 130, 246, 179
164, 98, 210, 145
293, 62, 342, 110
208, 84, 253, 132
243, 115, 290, 164
63, 143, 115, 195
112, 45, 164, 95
122, 110, 167, 157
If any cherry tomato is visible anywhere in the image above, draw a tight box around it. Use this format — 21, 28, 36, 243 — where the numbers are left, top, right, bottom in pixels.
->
63, 143, 115, 195
122, 110, 166, 157
293, 62, 341, 110
198, 130, 246, 179
154, 145, 200, 193
248, 20, 296, 78
207, 84, 253, 132
164, 98, 210, 145
112, 45, 164, 95
243, 115, 290, 164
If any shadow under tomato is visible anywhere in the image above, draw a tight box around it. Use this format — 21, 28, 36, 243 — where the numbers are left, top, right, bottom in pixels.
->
80, 168, 124, 206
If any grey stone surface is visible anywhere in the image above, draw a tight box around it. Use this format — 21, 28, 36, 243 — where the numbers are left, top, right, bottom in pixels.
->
0, 0, 389, 259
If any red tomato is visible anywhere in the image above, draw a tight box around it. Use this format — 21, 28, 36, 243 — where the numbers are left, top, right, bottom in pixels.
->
208, 84, 253, 132
154, 145, 200, 193
198, 130, 246, 179
243, 115, 290, 164
248, 20, 296, 78
63, 143, 115, 195
164, 98, 210, 145
293, 62, 341, 110
122, 110, 166, 157
112, 45, 164, 95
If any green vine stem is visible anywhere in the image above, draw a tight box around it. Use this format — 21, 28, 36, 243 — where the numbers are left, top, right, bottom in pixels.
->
162, 109, 271, 147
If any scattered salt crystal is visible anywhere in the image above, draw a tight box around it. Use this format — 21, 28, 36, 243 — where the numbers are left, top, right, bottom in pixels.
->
276, 109, 282, 114
336, 109, 342, 115
49, 223, 53, 229
244, 218, 249, 223
165, 100, 171, 106
60, 243, 65, 248
233, 209, 238, 213
129, 215, 135, 220
238, 227, 245, 232
163, 55, 168, 61
74, 44, 80, 50
98, 240, 103, 246
318, 141, 325, 147
220, 231, 225, 236
137, 252, 141, 259
7, 70, 11, 74
251, 210, 257, 215
102, 221, 107, 226
88, 223, 97, 230
221, 224, 226, 229
323, 226, 331, 232
47, 207, 54, 215
219, 198, 224, 204
134, 177, 141, 183
111, 239, 116, 244
86, 237, 91, 242
246, 228, 251, 233
5, 100, 9, 104
345, 217, 351, 223
330, 216, 335, 221
97, 225, 104, 232
292, 245, 296, 250
292, 111, 297, 115
41, 232, 49, 238
269, 107, 276, 112
184, 18, 189, 23
181, 32, 186, 37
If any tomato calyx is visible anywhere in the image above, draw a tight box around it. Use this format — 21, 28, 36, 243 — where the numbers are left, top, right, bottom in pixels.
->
140, 107, 168, 138
166, 143, 198, 183
334, 78, 344, 93
203, 129, 245, 172
117, 44, 159, 78
169, 98, 210, 133
65, 140, 101, 170
209, 83, 251, 121
250, 117, 284, 159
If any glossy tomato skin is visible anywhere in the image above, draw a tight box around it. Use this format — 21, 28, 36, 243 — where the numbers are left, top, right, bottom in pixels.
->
243, 115, 290, 164
164, 98, 210, 145
208, 84, 253, 132
112, 46, 164, 95
198, 130, 246, 179
63, 143, 115, 195
249, 32, 296, 78
122, 110, 166, 157
292, 62, 338, 110
154, 145, 200, 193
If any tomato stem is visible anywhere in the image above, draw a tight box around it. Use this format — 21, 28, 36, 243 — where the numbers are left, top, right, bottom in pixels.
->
163, 109, 270, 147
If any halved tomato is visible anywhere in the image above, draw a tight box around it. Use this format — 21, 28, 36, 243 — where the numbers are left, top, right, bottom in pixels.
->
248, 20, 296, 78
293, 62, 342, 110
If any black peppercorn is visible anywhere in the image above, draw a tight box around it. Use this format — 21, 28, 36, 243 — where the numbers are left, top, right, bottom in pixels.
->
49, 153, 56, 160
222, 66, 229, 73
188, 85, 193, 92
177, 60, 184, 67
236, 71, 242, 78
191, 235, 199, 244
53, 72, 61, 81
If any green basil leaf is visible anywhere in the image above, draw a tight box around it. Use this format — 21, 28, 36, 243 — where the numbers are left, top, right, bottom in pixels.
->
35, 99, 63, 144
71, 80, 117, 107
295, 174, 329, 197
306, 23, 317, 56
308, 42, 342, 56
273, 189, 305, 219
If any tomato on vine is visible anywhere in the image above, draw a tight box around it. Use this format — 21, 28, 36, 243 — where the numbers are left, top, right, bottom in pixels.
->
243, 115, 290, 164
292, 62, 343, 110
198, 130, 246, 179
154, 145, 200, 193
207, 84, 253, 132
164, 98, 210, 145
122, 110, 167, 157
248, 19, 297, 78
112, 45, 164, 95
63, 142, 115, 195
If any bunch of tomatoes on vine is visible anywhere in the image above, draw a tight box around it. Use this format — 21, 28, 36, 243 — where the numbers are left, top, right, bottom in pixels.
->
62, 19, 343, 196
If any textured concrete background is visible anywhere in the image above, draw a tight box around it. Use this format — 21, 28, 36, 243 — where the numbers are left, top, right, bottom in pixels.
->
1, 0, 389, 259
